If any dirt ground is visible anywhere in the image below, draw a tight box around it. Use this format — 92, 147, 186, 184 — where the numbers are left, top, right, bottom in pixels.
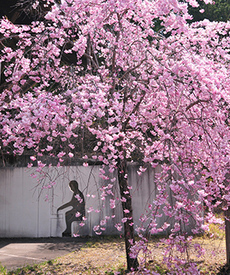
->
5, 235, 227, 275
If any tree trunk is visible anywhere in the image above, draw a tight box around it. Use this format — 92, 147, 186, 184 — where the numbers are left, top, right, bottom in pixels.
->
117, 158, 139, 271
225, 208, 230, 265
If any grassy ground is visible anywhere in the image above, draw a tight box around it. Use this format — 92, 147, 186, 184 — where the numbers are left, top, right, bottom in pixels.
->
0, 223, 227, 274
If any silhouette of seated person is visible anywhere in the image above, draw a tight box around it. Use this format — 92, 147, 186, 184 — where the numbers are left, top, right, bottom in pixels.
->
57, 180, 85, 237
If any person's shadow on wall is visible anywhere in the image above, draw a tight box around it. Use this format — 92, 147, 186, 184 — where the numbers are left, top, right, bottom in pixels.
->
57, 180, 85, 237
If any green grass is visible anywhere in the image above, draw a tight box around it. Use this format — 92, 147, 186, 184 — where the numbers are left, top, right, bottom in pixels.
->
202, 213, 225, 240
7, 265, 39, 275
0, 264, 7, 275
145, 260, 169, 274
208, 222, 225, 239
1, 228, 227, 275
6, 260, 57, 275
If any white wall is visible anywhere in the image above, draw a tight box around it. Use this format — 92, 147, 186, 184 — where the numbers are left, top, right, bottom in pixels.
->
0, 164, 177, 238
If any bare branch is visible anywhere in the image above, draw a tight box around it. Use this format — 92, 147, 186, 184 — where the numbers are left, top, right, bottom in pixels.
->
122, 90, 146, 132
186, 99, 210, 111
118, 58, 147, 83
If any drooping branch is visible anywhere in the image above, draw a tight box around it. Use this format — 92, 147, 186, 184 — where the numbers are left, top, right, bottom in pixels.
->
122, 90, 146, 132
186, 99, 210, 111
118, 58, 147, 83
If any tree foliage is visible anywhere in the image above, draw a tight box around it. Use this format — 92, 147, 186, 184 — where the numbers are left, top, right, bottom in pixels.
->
189, 0, 230, 22
0, 0, 230, 273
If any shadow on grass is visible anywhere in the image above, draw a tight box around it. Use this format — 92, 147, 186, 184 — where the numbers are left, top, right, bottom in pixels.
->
217, 264, 230, 275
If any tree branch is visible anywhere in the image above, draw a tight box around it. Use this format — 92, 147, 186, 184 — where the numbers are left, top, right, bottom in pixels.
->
186, 99, 210, 111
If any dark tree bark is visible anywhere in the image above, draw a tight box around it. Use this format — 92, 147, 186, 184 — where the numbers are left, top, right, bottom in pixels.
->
117, 158, 139, 271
